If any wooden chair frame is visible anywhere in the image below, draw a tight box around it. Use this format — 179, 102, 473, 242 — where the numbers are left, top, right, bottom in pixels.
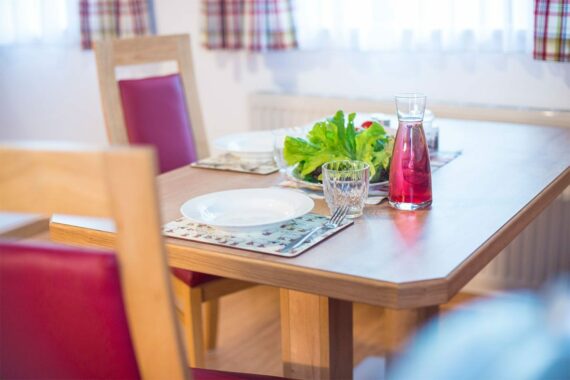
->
0, 144, 189, 380
93, 34, 253, 367
95, 34, 210, 159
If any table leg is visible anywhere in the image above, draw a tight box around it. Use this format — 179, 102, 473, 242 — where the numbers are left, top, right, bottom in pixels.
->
280, 289, 353, 380
384, 306, 440, 369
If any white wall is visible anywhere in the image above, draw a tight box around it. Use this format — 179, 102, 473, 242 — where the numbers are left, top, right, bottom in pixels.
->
0, 46, 106, 143
1, 0, 570, 146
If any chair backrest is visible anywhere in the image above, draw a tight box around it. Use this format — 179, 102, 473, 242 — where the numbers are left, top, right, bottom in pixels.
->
1, 242, 141, 378
0, 144, 189, 380
95, 34, 209, 165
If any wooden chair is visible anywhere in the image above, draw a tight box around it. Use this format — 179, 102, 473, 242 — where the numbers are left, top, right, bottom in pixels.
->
0, 144, 284, 380
0, 145, 187, 379
95, 33, 209, 160
93, 34, 253, 367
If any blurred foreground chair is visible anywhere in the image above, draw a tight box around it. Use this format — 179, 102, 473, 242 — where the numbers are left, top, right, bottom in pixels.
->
389, 279, 570, 380
94, 34, 254, 366
0, 144, 283, 380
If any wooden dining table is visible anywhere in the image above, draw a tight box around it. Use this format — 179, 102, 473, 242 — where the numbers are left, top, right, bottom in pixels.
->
51, 119, 570, 380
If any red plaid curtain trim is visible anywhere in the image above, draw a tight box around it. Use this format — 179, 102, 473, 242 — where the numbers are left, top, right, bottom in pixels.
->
81, 0, 154, 49
202, 0, 297, 51
534, 0, 570, 61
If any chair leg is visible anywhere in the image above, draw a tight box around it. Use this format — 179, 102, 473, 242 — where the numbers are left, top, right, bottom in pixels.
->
203, 299, 220, 350
183, 286, 205, 368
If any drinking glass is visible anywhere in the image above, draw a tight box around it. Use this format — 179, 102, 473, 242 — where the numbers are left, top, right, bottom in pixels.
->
423, 109, 439, 151
323, 160, 369, 218
272, 129, 289, 174
388, 94, 433, 210
272, 127, 304, 174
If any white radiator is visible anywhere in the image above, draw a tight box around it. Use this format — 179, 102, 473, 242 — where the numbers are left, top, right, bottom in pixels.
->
249, 93, 570, 292
467, 189, 570, 291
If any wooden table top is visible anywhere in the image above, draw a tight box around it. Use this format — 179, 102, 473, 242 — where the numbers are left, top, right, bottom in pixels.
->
54, 119, 570, 309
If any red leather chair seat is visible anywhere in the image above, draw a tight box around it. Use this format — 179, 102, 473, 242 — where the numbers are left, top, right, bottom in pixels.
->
192, 368, 288, 380
118, 73, 198, 173
171, 267, 218, 287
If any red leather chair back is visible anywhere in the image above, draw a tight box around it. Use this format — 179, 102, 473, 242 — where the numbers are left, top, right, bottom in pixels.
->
0, 241, 140, 379
119, 74, 216, 291
118, 73, 198, 173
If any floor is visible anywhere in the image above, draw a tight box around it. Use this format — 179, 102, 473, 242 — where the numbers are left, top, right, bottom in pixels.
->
203, 285, 479, 377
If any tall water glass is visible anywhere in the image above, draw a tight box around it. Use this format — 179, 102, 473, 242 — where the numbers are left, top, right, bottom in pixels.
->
272, 129, 288, 174
388, 94, 432, 210
323, 160, 369, 218
273, 127, 305, 174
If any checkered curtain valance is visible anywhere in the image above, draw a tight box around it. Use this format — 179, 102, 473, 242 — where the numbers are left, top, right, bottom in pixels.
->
202, 0, 298, 51
534, 0, 570, 61
80, 0, 156, 49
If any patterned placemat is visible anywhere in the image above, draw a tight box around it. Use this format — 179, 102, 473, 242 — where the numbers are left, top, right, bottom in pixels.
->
163, 213, 353, 258
430, 150, 462, 170
191, 153, 278, 175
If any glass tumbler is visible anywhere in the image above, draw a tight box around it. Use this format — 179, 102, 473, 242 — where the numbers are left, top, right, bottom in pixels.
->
423, 109, 439, 151
388, 94, 433, 210
273, 127, 304, 175
272, 129, 288, 174
323, 160, 370, 218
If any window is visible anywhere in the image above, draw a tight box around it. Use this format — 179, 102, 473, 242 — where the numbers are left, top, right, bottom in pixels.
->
295, 0, 533, 52
0, 0, 77, 46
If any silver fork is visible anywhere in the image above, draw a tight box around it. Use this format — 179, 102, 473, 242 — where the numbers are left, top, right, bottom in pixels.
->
280, 204, 350, 253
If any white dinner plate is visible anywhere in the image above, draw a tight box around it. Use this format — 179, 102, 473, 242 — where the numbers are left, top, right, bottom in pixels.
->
180, 188, 314, 232
214, 131, 275, 160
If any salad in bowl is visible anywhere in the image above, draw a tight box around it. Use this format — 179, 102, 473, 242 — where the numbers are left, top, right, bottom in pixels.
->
283, 110, 394, 185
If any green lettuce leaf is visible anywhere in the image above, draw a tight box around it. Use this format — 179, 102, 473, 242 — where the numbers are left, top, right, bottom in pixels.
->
283, 111, 393, 183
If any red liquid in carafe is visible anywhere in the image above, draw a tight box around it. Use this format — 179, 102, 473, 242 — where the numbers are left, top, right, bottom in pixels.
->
388, 120, 432, 206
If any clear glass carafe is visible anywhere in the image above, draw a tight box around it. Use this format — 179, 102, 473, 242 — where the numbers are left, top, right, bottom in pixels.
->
388, 94, 432, 210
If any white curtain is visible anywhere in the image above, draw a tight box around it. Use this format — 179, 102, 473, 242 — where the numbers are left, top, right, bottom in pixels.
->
0, 0, 78, 45
294, 0, 533, 52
